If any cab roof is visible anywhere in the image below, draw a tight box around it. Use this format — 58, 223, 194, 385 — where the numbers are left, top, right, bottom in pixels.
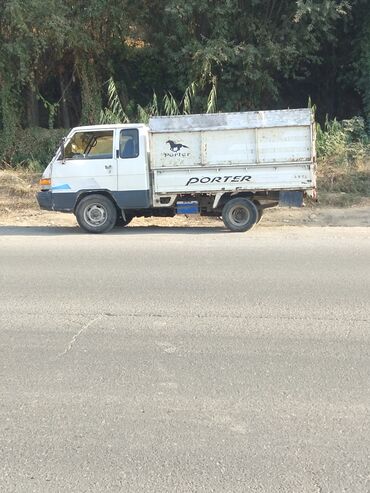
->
70, 123, 147, 132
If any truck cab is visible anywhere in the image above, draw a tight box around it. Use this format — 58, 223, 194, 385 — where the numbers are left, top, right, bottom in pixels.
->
38, 124, 151, 215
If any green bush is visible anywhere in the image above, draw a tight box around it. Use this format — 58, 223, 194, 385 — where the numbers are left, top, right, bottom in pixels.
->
316, 116, 369, 166
0, 127, 68, 171
316, 116, 370, 200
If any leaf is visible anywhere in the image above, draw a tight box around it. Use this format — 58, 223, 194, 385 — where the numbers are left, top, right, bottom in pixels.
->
206, 77, 217, 114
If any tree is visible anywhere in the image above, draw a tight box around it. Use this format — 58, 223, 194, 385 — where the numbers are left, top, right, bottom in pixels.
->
134, 0, 355, 112
0, 0, 369, 139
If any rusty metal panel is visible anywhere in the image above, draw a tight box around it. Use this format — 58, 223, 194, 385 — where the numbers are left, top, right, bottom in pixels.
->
257, 126, 311, 163
203, 129, 256, 165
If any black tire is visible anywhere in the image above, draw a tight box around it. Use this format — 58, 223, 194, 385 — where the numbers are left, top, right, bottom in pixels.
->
253, 200, 263, 224
256, 208, 263, 223
222, 197, 259, 232
75, 194, 117, 234
115, 214, 133, 227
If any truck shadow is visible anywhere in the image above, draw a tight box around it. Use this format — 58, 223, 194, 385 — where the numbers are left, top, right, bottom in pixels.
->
0, 225, 227, 236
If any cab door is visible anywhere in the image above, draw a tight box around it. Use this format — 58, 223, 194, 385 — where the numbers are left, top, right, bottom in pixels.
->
115, 128, 151, 208
52, 129, 117, 193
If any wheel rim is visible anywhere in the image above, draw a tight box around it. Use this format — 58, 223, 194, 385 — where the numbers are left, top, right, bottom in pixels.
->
229, 205, 250, 226
83, 203, 108, 227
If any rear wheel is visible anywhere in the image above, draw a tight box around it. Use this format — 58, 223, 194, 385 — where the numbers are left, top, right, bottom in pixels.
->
75, 194, 117, 234
222, 197, 258, 232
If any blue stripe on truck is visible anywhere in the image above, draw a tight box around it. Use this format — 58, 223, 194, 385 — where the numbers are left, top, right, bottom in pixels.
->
51, 184, 71, 191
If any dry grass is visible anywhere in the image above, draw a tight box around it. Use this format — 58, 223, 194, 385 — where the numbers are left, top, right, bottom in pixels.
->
0, 170, 41, 214
316, 155, 370, 207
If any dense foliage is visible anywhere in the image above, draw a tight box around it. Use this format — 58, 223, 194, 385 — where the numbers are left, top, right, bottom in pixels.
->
0, 0, 370, 173
1, 0, 369, 131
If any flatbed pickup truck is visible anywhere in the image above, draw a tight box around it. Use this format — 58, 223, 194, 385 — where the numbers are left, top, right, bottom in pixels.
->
37, 109, 316, 233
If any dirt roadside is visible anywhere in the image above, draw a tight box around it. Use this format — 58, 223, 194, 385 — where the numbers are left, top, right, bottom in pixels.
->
1, 170, 369, 228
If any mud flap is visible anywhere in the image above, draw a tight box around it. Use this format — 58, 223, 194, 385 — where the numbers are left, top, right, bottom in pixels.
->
279, 191, 304, 207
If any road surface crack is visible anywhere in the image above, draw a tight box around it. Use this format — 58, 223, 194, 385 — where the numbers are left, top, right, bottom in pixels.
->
58, 315, 103, 357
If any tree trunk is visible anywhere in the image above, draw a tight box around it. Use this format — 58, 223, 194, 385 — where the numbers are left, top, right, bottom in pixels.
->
59, 66, 71, 129
78, 58, 102, 125
26, 85, 39, 127
0, 82, 21, 163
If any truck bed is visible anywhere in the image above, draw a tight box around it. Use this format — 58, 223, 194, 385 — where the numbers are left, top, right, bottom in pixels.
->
149, 109, 315, 195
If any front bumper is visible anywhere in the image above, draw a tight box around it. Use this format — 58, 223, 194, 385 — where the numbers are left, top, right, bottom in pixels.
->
37, 191, 53, 211
37, 191, 77, 212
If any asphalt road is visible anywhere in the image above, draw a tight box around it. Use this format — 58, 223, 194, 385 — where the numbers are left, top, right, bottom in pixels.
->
0, 225, 369, 492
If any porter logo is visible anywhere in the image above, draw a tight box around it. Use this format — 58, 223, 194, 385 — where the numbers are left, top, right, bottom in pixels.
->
185, 176, 252, 186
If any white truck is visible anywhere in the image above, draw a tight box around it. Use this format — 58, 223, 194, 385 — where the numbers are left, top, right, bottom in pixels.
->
37, 109, 317, 233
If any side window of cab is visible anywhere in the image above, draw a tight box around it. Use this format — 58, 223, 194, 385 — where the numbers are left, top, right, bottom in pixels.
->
119, 129, 139, 159
64, 131, 113, 160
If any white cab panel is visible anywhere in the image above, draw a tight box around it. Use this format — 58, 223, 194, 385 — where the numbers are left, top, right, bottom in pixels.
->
52, 158, 117, 193
51, 128, 117, 193
117, 132, 150, 192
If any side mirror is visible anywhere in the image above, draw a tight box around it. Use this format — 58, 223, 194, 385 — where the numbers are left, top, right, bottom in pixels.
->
60, 137, 66, 164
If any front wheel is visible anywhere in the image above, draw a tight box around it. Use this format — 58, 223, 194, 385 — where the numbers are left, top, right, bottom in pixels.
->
75, 194, 117, 234
222, 197, 258, 232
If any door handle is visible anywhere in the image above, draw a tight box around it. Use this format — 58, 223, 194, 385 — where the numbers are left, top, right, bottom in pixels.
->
105, 165, 112, 170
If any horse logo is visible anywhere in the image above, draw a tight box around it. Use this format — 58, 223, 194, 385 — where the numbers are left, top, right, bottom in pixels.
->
166, 140, 189, 152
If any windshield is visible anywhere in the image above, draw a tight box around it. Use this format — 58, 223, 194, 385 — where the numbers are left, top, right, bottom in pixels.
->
64, 131, 113, 160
